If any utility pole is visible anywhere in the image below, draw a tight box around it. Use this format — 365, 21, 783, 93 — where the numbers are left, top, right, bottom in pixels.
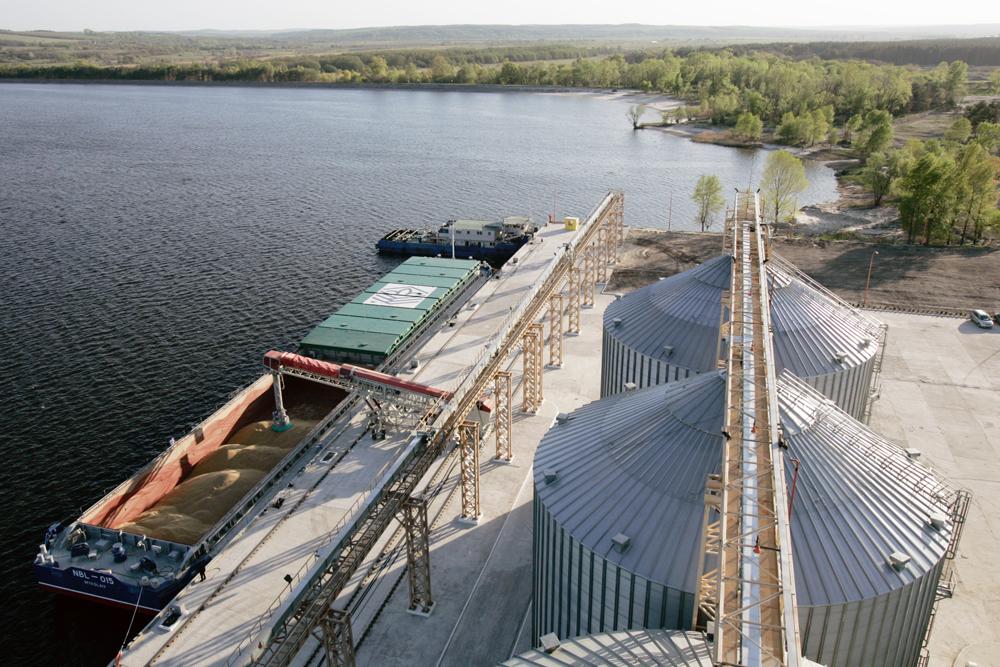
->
863, 250, 879, 306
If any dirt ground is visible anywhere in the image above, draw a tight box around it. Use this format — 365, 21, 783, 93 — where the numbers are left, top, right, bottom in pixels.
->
610, 228, 1000, 314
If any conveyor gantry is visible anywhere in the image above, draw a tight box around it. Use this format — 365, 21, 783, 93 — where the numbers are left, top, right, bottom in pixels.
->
696, 191, 803, 667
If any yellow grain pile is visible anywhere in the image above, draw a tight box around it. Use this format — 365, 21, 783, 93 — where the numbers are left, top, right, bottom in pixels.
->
120, 419, 318, 544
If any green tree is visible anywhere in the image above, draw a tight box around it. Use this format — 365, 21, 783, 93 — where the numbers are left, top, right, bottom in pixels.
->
692, 175, 726, 231
761, 150, 809, 223
430, 55, 455, 82
733, 111, 763, 142
991, 69, 1000, 95
944, 60, 969, 106
974, 121, 1000, 154
627, 104, 646, 130
897, 152, 956, 245
954, 143, 998, 244
367, 56, 389, 82
861, 152, 895, 206
854, 110, 894, 157
944, 117, 973, 143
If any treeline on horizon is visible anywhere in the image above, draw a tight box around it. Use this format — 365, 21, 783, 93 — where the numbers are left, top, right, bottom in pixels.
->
1, 49, 983, 123
697, 37, 1000, 67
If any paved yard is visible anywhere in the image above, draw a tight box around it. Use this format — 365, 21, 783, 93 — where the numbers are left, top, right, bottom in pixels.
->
869, 312, 1000, 667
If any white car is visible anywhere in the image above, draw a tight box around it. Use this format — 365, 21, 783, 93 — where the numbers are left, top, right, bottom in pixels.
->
970, 309, 994, 328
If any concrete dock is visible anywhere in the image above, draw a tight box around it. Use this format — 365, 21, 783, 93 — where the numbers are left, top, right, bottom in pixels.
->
352, 292, 614, 667
120, 217, 596, 666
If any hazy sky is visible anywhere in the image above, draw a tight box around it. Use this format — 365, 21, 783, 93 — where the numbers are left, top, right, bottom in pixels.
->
2, 0, 995, 32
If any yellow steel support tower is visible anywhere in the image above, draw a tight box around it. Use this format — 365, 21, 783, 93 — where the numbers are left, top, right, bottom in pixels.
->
548, 293, 564, 367
493, 371, 513, 462
320, 609, 355, 667
400, 496, 434, 615
596, 226, 609, 284
582, 246, 595, 308
521, 323, 543, 413
458, 420, 481, 523
567, 264, 581, 335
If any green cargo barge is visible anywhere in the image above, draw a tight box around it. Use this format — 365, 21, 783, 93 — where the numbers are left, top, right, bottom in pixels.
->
299, 257, 485, 366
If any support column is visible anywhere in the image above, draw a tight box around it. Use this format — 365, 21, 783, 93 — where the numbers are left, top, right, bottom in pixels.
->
494, 371, 513, 462
521, 324, 543, 413
548, 293, 564, 367
400, 496, 435, 615
567, 264, 581, 335
320, 609, 356, 667
597, 227, 609, 284
458, 421, 481, 524
582, 246, 595, 308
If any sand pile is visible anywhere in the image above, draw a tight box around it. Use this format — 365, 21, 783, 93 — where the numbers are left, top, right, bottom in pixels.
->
119, 419, 317, 544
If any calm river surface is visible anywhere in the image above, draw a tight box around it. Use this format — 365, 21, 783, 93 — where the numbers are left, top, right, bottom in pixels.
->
0, 83, 835, 665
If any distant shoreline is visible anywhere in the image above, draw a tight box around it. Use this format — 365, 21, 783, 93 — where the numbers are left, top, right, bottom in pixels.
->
0, 78, 678, 102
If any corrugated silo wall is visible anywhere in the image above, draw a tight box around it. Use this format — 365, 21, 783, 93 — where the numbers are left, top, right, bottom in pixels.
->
531, 493, 694, 645
601, 329, 878, 421
534, 487, 941, 666
600, 329, 696, 398
801, 353, 877, 422
799, 559, 942, 667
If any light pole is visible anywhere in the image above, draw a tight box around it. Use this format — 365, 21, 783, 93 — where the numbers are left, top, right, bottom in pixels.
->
863, 250, 879, 306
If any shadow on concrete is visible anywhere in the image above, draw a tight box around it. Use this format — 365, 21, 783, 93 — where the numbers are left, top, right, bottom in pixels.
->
958, 320, 1000, 335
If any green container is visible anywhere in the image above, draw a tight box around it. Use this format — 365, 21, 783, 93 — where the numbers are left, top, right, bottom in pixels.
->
298, 257, 482, 365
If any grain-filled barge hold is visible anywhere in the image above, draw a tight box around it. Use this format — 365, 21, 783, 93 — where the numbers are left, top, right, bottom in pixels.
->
34, 256, 484, 613
376, 216, 536, 262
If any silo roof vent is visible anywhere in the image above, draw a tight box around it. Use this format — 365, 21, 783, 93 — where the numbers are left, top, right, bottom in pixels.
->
611, 533, 631, 553
905, 448, 922, 460
888, 551, 911, 571
613, 317, 623, 327
833, 351, 847, 364
544, 469, 559, 484
928, 512, 948, 530
663, 345, 674, 356
555, 413, 571, 425
539, 633, 561, 654
624, 382, 637, 391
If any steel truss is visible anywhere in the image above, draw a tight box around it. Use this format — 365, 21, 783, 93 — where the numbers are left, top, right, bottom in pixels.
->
582, 245, 595, 308
521, 323, 544, 413
319, 609, 355, 667
399, 495, 434, 614
695, 192, 801, 667
567, 264, 581, 334
458, 421, 481, 523
493, 371, 513, 462
548, 294, 564, 367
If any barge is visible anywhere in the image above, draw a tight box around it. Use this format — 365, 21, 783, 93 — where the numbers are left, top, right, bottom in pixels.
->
35, 374, 345, 612
35, 257, 484, 613
376, 216, 535, 263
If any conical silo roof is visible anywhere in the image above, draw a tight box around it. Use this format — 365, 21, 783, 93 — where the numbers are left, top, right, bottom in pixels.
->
533, 370, 953, 606
603, 253, 884, 390
603, 255, 731, 375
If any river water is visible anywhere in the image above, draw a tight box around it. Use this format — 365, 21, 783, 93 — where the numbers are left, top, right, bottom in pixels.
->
0, 83, 835, 665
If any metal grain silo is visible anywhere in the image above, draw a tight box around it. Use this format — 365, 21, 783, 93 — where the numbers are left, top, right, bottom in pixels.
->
502, 629, 712, 666
601, 254, 886, 421
533, 370, 959, 667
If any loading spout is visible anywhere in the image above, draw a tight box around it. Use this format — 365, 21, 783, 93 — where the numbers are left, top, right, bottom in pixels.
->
262, 351, 453, 426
